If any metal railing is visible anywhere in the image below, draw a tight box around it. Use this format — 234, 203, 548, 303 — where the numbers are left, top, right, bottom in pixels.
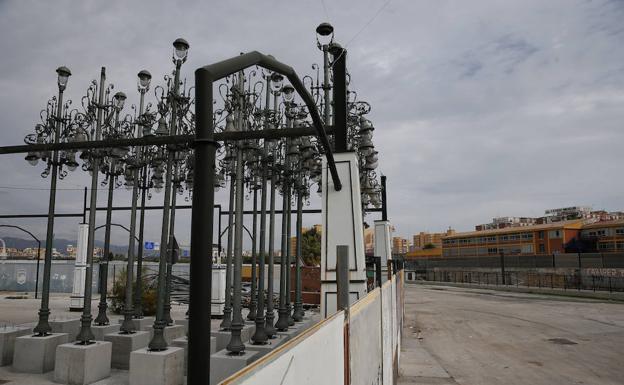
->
419, 269, 624, 293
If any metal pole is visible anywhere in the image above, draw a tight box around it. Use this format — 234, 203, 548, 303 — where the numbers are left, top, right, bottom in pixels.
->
293, 187, 304, 321
75, 67, 106, 343
227, 73, 246, 353
330, 44, 347, 153
381, 175, 388, 221
322, 44, 331, 126
220, 175, 235, 330
264, 163, 277, 338
286, 185, 294, 326
95, 162, 114, 326
34, 239, 41, 299
163, 174, 178, 326
252, 89, 270, 342
133, 166, 147, 318
189, 65, 216, 384
131, 87, 148, 320
500, 251, 506, 285
375, 256, 382, 287
32, 81, 65, 336
275, 164, 290, 331
336, 245, 350, 311
149, 60, 182, 351
247, 187, 258, 321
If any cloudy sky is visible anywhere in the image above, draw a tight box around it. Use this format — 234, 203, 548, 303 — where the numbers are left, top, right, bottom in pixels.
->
0, 0, 622, 247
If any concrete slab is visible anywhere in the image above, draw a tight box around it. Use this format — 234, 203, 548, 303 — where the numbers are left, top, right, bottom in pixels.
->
49, 319, 80, 341
0, 326, 30, 366
211, 330, 230, 352
173, 319, 188, 334
103, 331, 151, 369
90, 324, 119, 341
12, 333, 69, 373
149, 325, 186, 345
171, 336, 217, 375
53, 341, 112, 385
119, 316, 155, 332
210, 349, 259, 385
129, 347, 184, 385
276, 327, 299, 342
244, 334, 288, 359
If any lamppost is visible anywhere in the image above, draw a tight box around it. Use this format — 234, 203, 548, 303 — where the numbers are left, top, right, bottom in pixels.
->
27, 66, 75, 336
316, 22, 334, 125
263, 72, 283, 338
251, 69, 274, 345
132, 69, 156, 319
149, 37, 190, 351
118, 69, 153, 333
77, 78, 130, 344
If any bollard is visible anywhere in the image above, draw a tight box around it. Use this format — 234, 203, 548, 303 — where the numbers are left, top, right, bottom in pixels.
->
336, 245, 350, 311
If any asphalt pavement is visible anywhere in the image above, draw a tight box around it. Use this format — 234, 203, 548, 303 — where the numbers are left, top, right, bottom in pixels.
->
399, 283, 624, 385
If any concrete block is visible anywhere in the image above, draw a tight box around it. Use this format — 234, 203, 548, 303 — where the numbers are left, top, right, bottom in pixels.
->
149, 325, 186, 345
0, 327, 30, 366
171, 336, 216, 375
53, 341, 112, 385
90, 324, 119, 341
50, 319, 81, 341
103, 331, 151, 369
276, 326, 299, 342
240, 323, 255, 343
211, 330, 230, 352
244, 335, 288, 360
129, 347, 184, 385
12, 333, 69, 373
210, 349, 259, 385
119, 316, 155, 332
173, 319, 188, 334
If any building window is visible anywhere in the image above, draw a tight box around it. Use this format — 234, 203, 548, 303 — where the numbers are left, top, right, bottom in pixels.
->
548, 230, 562, 239
487, 247, 497, 254
539, 244, 545, 253
616, 228, 624, 235
539, 231, 544, 239
598, 242, 614, 250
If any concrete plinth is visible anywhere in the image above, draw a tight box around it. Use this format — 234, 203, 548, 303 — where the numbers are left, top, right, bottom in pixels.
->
244, 335, 287, 359
171, 336, 216, 375
129, 347, 184, 385
119, 317, 155, 332
210, 349, 259, 385
53, 341, 112, 385
50, 319, 81, 341
0, 327, 30, 366
211, 330, 230, 352
12, 333, 69, 373
90, 324, 119, 341
103, 331, 151, 369
276, 326, 299, 341
173, 319, 188, 334
149, 325, 186, 345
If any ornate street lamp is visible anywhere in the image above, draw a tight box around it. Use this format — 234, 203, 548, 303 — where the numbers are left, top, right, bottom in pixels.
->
29, 66, 75, 336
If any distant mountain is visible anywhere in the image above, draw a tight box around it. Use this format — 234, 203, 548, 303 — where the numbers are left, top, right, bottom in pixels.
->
0, 236, 128, 256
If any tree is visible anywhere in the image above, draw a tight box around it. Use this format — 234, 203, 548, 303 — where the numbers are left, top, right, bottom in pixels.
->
301, 227, 321, 266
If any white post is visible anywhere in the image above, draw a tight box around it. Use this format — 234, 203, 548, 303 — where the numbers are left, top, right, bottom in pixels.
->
320, 152, 367, 318
69, 224, 88, 311
374, 220, 393, 267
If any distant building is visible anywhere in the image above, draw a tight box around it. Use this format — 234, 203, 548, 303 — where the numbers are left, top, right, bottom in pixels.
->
442, 220, 584, 257
406, 248, 443, 260
392, 237, 409, 255
412, 228, 455, 250
579, 219, 624, 252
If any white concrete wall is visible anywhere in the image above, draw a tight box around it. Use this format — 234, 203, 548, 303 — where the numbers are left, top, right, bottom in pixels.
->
223, 272, 404, 385
223, 312, 346, 385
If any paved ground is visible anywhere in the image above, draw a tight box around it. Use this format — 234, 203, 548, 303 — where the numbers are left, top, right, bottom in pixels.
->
399, 283, 624, 385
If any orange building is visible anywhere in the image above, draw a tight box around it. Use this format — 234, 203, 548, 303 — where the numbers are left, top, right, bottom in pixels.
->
441, 220, 584, 257
405, 248, 443, 260
580, 219, 624, 252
